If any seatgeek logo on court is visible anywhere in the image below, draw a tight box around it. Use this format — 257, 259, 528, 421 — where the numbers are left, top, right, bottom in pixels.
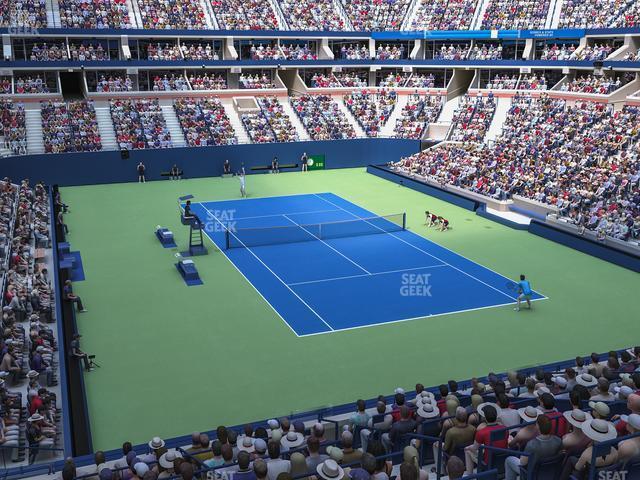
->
400, 273, 432, 297
205, 209, 237, 232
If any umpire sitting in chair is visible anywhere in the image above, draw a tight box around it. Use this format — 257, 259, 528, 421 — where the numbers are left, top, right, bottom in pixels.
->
183, 200, 201, 226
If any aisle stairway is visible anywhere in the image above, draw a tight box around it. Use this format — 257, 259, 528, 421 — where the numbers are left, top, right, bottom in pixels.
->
25, 107, 45, 154
220, 99, 250, 144
379, 94, 410, 137
333, 95, 367, 138
160, 104, 187, 148
280, 98, 310, 141
484, 96, 511, 143
94, 104, 119, 151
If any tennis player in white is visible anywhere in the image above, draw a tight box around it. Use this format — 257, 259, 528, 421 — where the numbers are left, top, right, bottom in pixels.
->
239, 172, 246, 198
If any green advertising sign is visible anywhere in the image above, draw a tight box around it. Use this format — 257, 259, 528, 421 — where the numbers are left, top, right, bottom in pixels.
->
307, 154, 325, 170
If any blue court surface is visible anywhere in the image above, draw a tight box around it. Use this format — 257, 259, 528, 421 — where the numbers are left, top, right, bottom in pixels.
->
189, 193, 546, 336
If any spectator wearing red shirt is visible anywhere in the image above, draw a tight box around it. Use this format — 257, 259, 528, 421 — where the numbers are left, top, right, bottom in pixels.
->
538, 393, 568, 437
464, 404, 507, 474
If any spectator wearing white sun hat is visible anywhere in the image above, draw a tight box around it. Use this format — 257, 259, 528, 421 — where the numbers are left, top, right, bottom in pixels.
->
562, 409, 592, 455
559, 419, 618, 479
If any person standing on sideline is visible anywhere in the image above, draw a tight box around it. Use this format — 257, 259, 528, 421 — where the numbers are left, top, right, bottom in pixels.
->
239, 171, 246, 198
170, 164, 181, 180
137, 162, 146, 183
223, 159, 231, 175
515, 274, 533, 311
301, 152, 308, 172
271, 157, 279, 174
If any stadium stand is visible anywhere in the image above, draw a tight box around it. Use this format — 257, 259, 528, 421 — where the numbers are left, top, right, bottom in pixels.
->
343, 90, 397, 137
480, 0, 551, 30
291, 95, 357, 140
0, 178, 62, 466
394, 94, 640, 241
338, 0, 411, 31
110, 99, 173, 150
1, 101, 27, 156
409, 0, 478, 30
393, 94, 443, 139
210, 0, 280, 30
173, 97, 237, 147
241, 97, 299, 143
448, 94, 497, 143
278, 0, 345, 30
58, 0, 132, 28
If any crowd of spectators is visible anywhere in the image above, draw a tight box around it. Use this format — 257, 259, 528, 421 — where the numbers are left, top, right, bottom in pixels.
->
409, 0, 478, 30
394, 94, 640, 241
180, 42, 219, 61
518, 74, 547, 90
174, 97, 237, 147
0, 0, 47, 28
468, 44, 502, 61
378, 72, 410, 87
239, 74, 276, 89
59, 0, 131, 28
613, 2, 640, 27
572, 43, 615, 61
449, 93, 496, 143
91, 73, 134, 92
188, 73, 227, 90
394, 94, 443, 139
1, 78, 11, 95
110, 99, 173, 150
69, 41, 109, 61
281, 44, 317, 61
375, 44, 405, 60
26, 43, 68, 62
0, 178, 61, 464
338, 44, 370, 60
433, 44, 469, 60
539, 43, 577, 60
343, 90, 397, 137
146, 42, 181, 61
211, 0, 279, 30
291, 95, 356, 140
241, 97, 298, 143
57, 347, 640, 480
14, 76, 52, 95
559, 0, 636, 28
622, 50, 640, 61
484, 74, 518, 90
137, 0, 208, 29
278, 0, 345, 31
560, 74, 629, 95
41, 101, 102, 154
339, 0, 411, 31
145, 74, 188, 91
335, 72, 368, 88
405, 73, 438, 88
307, 73, 342, 88
248, 44, 284, 60
1, 101, 27, 155
481, 0, 550, 30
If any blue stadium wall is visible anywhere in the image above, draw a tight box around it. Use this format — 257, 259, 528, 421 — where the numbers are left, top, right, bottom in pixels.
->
0, 139, 420, 186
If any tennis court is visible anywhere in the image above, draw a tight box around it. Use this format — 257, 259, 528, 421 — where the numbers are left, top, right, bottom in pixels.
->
189, 193, 546, 336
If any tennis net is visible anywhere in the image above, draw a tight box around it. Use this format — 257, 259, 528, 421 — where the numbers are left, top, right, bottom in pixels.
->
225, 213, 406, 249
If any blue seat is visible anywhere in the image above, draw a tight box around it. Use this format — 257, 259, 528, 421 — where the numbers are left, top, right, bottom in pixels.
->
520, 453, 565, 480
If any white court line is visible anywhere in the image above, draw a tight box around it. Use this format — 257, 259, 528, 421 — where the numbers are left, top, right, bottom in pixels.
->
296, 296, 548, 338
180, 204, 308, 338
221, 209, 341, 222
313, 193, 527, 303
200, 204, 335, 334
281, 214, 371, 275
287, 264, 448, 286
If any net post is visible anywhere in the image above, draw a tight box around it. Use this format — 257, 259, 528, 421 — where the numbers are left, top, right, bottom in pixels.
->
402, 213, 406, 230
319, 223, 322, 240
225, 229, 230, 249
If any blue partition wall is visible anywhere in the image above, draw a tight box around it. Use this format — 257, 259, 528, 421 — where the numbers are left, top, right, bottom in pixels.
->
0, 139, 421, 186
